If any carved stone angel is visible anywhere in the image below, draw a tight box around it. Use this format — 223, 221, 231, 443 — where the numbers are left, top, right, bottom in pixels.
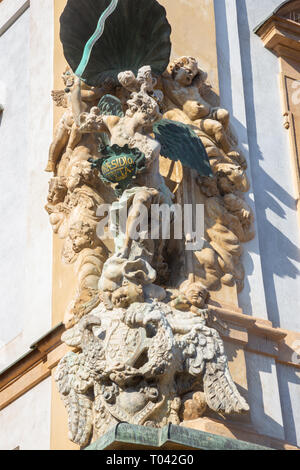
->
78, 66, 175, 305
45, 70, 116, 328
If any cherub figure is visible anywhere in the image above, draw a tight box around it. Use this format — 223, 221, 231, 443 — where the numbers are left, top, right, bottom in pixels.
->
45, 67, 109, 173
170, 281, 227, 334
170, 280, 210, 313
162, 56, 241, 162
62, 220, 95, 263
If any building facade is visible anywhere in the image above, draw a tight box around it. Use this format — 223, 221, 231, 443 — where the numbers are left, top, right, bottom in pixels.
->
0, 0, 299, 450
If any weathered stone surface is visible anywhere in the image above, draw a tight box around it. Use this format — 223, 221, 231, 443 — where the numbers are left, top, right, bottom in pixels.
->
55, 299, 249, 447
49, 4, 253, 449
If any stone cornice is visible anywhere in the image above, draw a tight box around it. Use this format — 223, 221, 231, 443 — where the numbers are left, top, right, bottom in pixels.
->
212, 305, 300, 367
1, 305, 299, 415
0, 323, 65, 387
255, 14, 300, 62
0, 323, 67, 410
212, 304, 287, 341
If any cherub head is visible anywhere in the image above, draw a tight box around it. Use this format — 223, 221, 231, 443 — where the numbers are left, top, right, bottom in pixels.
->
68, 221, 94, 253
119, 66, 157, 94
167, 56, 200, 86
216, 163, 250, 194
79, 107, 103, 133
61, 66, 93, 92
110, 281, 144, 309
126, 91, 161, 128
136, 65, 157, 93
47, 177, 67, 205
118, 66, 161, 130
62, 220, 95, 263
180, 281, 210, 309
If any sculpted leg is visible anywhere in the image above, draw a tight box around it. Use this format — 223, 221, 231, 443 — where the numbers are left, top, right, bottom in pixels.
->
212, 108, 230, 130
200, 119, 231, 154
45, 122, 69, 172
67, 123, 82, 151
122, 190, 156, 258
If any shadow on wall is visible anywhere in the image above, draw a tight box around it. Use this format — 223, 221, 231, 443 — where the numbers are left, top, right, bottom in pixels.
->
214, 0, 300, 327
277, 363, 300, 446
226, 341, 298, 447
246, 349, 300, 447
245, 351, 286, 443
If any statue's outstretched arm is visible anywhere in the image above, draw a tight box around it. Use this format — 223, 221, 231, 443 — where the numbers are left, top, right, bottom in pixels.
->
71, 77, 83, 126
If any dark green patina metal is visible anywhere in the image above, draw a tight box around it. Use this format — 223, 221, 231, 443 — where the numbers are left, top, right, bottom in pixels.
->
154, 119, 214, 178
60, 0, 172, 86
89, 144, 146, 195
85, 423, 274, 450
75, 0, 119, 78
98, 94, 124, 119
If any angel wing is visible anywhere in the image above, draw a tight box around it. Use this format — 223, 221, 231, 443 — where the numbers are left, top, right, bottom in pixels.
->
153, 119, 213, 177
203, 360, 249, 414
98, 94, 124, 117
51, 90, 68, 108
55, 352, 94, 447
179, 325, 249, 415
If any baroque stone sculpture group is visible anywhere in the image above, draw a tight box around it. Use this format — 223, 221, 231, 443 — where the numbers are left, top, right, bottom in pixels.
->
45, 0, 253, 448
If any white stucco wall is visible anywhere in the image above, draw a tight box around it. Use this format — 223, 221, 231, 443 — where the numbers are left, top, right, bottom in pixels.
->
0, 0, 29, 34
0, 377, 51, 450
215, 0, 300, 447
236, 0, 300, 333
215, 0, 300, 332
0, 7, 30, 352
0, 0, 53, 370
214, 0, 269, 321
245, 351, 285, 441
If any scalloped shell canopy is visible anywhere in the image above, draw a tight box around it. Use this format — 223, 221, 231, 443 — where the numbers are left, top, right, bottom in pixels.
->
60, 0, 172, 87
